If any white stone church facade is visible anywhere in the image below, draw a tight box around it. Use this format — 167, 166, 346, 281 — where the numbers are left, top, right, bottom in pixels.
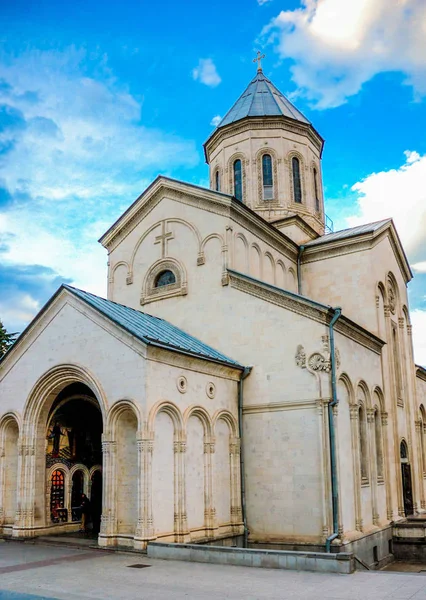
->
1, 66, 425, 566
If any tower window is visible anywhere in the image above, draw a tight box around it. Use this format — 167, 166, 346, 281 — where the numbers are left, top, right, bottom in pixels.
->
313, 167, 320, 211
292, 157, 302, 204
215, 170, 220, 192
262, 154, 273, 200
233, 159, 243, 202
155, 270, 176, 288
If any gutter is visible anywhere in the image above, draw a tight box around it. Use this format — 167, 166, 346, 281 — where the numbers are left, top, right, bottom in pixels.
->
326, 307, 342, 552
238, 365, 252, 548
297, 245, 305, 295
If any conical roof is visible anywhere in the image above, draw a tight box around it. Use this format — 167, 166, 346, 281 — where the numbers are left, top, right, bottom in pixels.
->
217, 70, 310, 128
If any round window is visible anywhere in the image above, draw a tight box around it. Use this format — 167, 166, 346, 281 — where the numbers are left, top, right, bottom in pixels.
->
155, 270, 176, 288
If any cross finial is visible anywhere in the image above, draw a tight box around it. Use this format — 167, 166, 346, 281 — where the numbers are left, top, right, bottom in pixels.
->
253, 50, 266, 72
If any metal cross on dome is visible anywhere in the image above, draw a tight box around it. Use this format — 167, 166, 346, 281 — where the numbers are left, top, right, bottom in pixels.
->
253, 51, 266, 72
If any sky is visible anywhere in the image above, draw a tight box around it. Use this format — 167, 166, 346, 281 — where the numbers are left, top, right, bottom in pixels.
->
0, 0, 425, 366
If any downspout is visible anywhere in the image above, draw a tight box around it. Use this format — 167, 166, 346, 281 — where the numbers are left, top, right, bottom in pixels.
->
238, 365, 252, 548
297, 245, 305, 295
325, 307, 342, 553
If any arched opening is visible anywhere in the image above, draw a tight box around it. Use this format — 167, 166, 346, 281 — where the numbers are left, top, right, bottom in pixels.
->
155, 269, 176, 288
186, 415, 206, 536
115, 408, 138, 543
262, 154, 273, 200
2, 418, 19, 530
374, 410, 384, 481
400, 440, 413, 516
45, 383, 103, 533
292, 157, 302, 204
215, 170, 220, 192
71, 470, 84, 520
215, 418, 232, 528
358, 405, 368, 482
233, 159, 243, 202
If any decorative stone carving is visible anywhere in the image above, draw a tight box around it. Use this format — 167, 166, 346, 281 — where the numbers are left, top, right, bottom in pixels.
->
295, 345, 306, 368
381, 412, 388, 426
176, 376, 188, 394
308, 352, 330, 372
173, 441, 186, 454
206, 382, 216, 399
335, 347, 341, 370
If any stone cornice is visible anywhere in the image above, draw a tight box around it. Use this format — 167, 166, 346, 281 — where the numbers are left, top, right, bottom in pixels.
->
243, 398, 319, 414
204, 116, 324, 163
98, 176, 298, 261
416, 365, 426, 382
302, 221, 412, 283
270, 214, 320, 241
228, 270, 385, 354
147, 346, 242, 380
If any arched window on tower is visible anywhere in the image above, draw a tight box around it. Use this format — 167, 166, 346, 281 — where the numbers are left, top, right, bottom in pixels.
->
313, 167, 320, 211
215, 170, 220, 192
292, 157, 302, 204
233, 159, 243, 202
262, 154, 273, 200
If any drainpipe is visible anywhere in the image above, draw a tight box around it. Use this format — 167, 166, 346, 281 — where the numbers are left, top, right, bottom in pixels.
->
325, 307, 342, 553
297, 245, 305, 295
238, 365, 252, 548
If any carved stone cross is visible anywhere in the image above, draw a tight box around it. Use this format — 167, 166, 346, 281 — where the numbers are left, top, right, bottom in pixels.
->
154, 221, 174, 258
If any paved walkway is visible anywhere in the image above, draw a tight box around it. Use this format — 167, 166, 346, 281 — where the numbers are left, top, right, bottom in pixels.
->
0, 541, 426, 599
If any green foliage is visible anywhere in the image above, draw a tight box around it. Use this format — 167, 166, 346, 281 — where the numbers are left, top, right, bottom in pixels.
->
0, 320, 18, 358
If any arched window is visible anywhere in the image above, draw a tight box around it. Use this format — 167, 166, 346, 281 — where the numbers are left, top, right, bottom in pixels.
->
374, 411, 384, 480
233, 159, 243, 202
50, 469, 65, 522
155, 270, 176, 288
262, 154, 273, 200
359, 406, 368, 482
215, 170, 220, 192
400, 440, 408, 460
313, 167, 320, 211
292, 157, 302, 204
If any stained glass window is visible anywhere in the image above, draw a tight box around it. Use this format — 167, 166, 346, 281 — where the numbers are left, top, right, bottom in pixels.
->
215, 170, 220, 192
233, 159, 242, 202
50, 469, 65, 522
262, 154, 273, 200
313, 167, 320, 211
292, 157, 302, 204
155, 270, 176, 288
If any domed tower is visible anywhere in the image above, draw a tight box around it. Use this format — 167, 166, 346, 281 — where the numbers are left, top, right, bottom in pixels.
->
204, 56, 325, 241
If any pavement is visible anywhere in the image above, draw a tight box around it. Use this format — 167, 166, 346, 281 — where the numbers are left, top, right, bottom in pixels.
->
1, 541, 426, 599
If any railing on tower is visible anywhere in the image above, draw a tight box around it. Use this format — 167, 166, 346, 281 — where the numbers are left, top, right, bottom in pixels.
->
325, 214, 334, 234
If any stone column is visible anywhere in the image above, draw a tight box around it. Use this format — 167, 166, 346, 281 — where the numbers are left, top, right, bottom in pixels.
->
317, 398, 331, 540
229, 436, 243, 532
13, 435, 36, 537
134, 435, 155, 549
98, 438, 117, 547
415, 421, 425, 512
367, 409, 379, 526
173, 438, 189, 542
203, 437, 216, 536
350, 406, 363, 532
381, 412, 393, 521
332, 404, 344, 538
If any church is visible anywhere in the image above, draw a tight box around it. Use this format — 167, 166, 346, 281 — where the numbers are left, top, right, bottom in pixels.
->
1, 57, 426, 567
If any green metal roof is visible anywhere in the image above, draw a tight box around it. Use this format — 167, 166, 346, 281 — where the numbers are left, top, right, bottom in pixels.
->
64, 285, 242, 369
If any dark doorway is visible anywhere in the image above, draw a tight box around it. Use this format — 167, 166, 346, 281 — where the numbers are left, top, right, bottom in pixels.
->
401, 441, 413, 516
91, 470, 102, 535
71, 471, 84, 521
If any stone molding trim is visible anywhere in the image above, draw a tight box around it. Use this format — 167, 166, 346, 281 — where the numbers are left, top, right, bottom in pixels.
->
204, 116, 324, 161
141, 257, 187, 306
286, 150, 306, 206
227, 152, 248, 204
228, 269, 384, 354
243, 398, 323, 414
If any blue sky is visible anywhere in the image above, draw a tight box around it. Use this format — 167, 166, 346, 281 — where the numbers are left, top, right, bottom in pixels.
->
0, 0, 425, 364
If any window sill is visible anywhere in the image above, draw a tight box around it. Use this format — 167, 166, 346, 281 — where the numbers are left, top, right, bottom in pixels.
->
141, 283, 187, 306
377, 477, 385, 485
361, 478, 370, 487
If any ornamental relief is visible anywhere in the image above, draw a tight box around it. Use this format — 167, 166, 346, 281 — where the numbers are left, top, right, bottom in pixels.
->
295, 337, 340, 373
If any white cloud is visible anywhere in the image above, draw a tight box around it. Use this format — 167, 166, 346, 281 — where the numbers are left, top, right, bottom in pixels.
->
210, 115, 222, 127
348, 151, 426, 260
411, 309, 426, 367
412, 262, 426, 274
192, 59, 221, 88
263, 0, 426, 108
257, 0, 272, 5
0, 47, 199, 303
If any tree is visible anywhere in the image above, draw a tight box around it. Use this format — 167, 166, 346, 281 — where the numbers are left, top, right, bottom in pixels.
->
0, 320, 18, 358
